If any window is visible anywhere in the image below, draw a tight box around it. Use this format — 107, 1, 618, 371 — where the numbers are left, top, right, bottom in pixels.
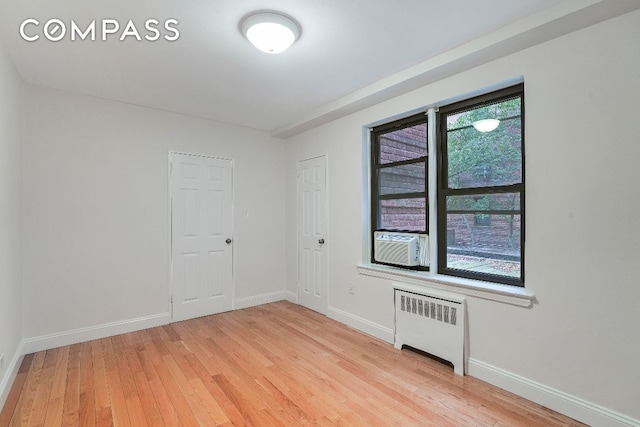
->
438, 84, 524, 286
369, 84, 524, 286
370, 114, 428, 268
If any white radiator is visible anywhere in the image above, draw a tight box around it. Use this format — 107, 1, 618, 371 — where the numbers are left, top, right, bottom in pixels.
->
394, 286, 466, 375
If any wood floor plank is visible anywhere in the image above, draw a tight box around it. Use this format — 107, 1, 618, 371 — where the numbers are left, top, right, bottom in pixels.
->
254, 375, 311, 423
94, 406, 113, 427
0, 354, 33, 427
99, 338, 128, 427
136, 347, 182, 427
126, 348, 164, 427
60, 344, 81, 427
161, 354, 217, 426
90, 340, 110, 421
1, 301, 586, 426
77, 341, 95, 427
213, 373, 265, 427
28, 351, 58, 427
124, 396, 148, 427
188, 378, 230, 425
17, 351, 45, 426
203, 337, 272, 412
182, 351, 246, 426
104, 364, 130, 427
111, 335, 137, 401
153, 358, 200, 427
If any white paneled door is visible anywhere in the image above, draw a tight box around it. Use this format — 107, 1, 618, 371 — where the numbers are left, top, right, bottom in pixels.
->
170, 152, 233, 322
298, 155, 328, 314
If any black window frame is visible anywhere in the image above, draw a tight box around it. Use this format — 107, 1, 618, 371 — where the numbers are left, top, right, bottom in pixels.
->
437, 83, 525, 287
370, 113, 428, 270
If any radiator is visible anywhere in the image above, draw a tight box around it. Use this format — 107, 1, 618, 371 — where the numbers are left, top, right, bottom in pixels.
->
394, 286, 466, 375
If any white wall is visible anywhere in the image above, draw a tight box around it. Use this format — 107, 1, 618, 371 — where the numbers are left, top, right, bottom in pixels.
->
22, 86, 286, 339
0, 40, 23, 404
285, 10, 640, 423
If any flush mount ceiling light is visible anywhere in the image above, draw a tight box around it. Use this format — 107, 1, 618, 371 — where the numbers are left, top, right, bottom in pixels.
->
241, 12, 300, 54
472, 118, 500, 132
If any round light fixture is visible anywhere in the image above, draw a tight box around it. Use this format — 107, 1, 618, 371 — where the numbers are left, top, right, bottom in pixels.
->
241, 12, 300, 54
472, 119, 500, 132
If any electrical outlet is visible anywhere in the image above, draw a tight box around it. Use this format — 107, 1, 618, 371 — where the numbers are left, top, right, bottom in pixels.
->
348, 283, 355, 295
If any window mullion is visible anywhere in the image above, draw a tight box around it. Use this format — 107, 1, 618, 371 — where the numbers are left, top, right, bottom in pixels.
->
443, 183, 523, 196
446, 209, 520, 215
427, 107, 438, 270
378, 192, 426, 200
375, 156, 427, 169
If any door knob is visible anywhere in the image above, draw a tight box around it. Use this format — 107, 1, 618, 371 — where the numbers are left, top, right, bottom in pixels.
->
318, 238, 325, 245
226, 238, 232, 244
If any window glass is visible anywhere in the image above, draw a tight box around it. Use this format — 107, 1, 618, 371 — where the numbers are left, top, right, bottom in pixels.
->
378, 162, 426, 195
446, 193, 521, 212
446, 98, 522, 189
379, 123, 427, 164
445, 213, 521, 278
379, 198, 427, 231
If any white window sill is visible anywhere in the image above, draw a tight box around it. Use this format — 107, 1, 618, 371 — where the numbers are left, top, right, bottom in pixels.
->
356, 264, 535, 307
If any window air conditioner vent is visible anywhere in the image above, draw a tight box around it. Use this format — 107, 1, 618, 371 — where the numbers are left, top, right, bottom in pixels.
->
374, 231, 428, 267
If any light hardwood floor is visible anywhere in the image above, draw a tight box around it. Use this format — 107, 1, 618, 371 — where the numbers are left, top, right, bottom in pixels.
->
1, 301, 584, 426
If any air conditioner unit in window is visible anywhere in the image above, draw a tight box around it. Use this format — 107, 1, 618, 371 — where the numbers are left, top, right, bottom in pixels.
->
374, 231, 428, 267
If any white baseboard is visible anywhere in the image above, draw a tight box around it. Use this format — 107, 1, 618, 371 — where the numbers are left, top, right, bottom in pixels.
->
284, 290, 298, 304
0, 341, 25, 413
327, 306, 394, 344
468, 358, 640, 427
234, 290, 292, 310
22, 312, 171, 355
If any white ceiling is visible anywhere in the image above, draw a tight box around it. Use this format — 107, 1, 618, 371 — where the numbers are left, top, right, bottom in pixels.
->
1, 0, 638, 137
